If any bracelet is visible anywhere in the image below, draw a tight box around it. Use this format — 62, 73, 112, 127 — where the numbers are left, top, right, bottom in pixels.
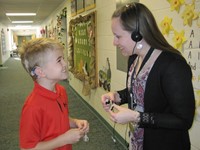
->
140, 112, 155, 125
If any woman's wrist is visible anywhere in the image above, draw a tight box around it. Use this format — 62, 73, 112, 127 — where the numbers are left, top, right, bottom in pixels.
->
129, 111, 141, 130
134, 111, 141, 124
114, 91, 121, 104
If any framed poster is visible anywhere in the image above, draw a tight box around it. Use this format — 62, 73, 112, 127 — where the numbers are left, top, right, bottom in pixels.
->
77, 0, 84, 14
71, 0, 76, 16
1, 29, 6, 55
68, 11, 97, 95
85, 0, 96, 11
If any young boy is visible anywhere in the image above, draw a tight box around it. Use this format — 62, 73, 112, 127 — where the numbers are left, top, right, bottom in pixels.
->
19, 38, 89, 150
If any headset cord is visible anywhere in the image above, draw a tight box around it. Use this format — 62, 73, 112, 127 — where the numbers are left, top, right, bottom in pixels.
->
125, 124, 129, 149
112, 122, 129, 150
112, 122, 117, 143
112, 122, 121, 150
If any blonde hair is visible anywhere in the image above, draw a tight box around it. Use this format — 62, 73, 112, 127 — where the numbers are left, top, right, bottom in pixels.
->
19, 38, 64, 80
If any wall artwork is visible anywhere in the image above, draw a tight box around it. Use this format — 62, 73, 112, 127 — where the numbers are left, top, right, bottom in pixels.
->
160, 0, 199, 51
85, 0, 96, 11
68, 11, 96, 96
56, 7, 67, 46
1, 29, 6, 55
77, 0, 84, 14
98, 58, 111, 92
71, 0, 77, 17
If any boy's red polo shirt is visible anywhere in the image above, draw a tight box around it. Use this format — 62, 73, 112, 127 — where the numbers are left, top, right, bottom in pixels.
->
20, 82, 72, 150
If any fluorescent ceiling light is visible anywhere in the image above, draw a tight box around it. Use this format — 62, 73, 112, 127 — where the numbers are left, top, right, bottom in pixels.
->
15, 25, 32, 28
6, 13, 36, 16
9, 26, 38, 30
12, 21, 33, 23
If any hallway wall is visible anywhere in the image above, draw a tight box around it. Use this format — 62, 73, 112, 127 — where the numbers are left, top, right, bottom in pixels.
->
41, 0, 200, 149
0, 23, 10, 65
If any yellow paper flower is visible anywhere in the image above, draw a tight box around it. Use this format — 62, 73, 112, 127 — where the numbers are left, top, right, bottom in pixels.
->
197, 16, 200, 27
182, 3, 199, 26
196, 90, 200, 97
160, 16, 174, 35
172, 30, 187, 49
167, 0, 185, 12
195, 90, 200, 106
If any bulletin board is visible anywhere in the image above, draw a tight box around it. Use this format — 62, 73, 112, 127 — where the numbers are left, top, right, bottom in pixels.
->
1, 29, 6, 55
68, 11, 97, 95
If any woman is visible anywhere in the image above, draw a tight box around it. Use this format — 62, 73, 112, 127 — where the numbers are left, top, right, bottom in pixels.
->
101, 2, 195, 150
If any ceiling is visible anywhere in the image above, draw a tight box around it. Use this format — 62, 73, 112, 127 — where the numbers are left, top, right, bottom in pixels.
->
0, 0, 66, 28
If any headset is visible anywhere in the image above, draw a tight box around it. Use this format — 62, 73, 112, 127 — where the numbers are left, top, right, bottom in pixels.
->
131, 4, 143, 42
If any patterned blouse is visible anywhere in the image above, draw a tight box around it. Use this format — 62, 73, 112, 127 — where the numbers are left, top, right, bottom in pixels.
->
128, 58, 153, 150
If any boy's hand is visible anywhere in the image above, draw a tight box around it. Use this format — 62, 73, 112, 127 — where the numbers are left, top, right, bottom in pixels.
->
74, 119, 89, 133
64, 128, 85, 144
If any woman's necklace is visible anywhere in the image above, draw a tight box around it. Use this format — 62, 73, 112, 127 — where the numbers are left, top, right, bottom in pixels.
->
132, 47, 154, 80
129, 47, 154, 109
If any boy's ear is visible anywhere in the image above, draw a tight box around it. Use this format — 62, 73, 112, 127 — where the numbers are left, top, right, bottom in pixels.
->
34, 67, 45, 78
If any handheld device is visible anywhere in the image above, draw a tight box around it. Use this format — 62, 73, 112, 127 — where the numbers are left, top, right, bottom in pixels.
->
105, 99, 114, 110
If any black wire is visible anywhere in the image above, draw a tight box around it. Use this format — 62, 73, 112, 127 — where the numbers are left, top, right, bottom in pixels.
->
132, 41, 137, 55
112, 122, 116, 139
112, 123, 120, 150
112, 123, 129, 150
125, 124, 129, 149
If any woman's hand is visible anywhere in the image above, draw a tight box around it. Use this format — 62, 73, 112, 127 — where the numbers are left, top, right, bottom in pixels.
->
108, 104, 140, 124
101, 92, 119, 111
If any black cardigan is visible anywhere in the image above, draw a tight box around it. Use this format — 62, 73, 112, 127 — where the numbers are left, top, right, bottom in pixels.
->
117, 51, 195, 150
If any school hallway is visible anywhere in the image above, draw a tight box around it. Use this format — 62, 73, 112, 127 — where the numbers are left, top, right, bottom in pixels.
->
0, 57, 126, 150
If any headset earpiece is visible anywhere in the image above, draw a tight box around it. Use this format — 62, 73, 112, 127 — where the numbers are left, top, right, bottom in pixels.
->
131, 4, 143, 42
131, 30, 142, 42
